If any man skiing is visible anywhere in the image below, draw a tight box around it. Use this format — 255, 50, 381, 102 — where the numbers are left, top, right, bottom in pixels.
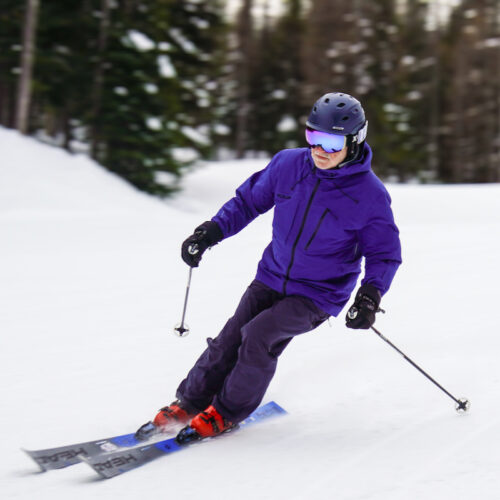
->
137, 92, 402, 443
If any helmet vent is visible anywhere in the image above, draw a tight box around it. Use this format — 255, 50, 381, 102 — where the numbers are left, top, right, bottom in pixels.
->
324, 98, 330, 103
337, 102, 345, 108
313, 106, 317, 112
342, 116, 349, 121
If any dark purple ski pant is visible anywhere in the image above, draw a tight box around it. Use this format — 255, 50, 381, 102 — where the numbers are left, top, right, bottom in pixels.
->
176, 280, 329, 423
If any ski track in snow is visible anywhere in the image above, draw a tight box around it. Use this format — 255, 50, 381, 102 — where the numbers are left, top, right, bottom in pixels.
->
1, 127, 500, 499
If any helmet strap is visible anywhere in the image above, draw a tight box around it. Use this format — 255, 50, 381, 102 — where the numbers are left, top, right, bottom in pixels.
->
335, 137, 363, 169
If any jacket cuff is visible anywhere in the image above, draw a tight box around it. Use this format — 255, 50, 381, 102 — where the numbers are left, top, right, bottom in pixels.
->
196, 221, 224, 246
356, 284, 381, 307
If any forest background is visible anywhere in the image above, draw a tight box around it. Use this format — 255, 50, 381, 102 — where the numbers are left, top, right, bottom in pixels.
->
1, 0, 499, 196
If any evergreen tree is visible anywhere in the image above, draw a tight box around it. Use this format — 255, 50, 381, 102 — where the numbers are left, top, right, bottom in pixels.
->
379, 0, 435, 181
249, 0, 307, 154
301, 0, 437, 181
88, 0, 227, 195
33, 0, 96, 146
440, 0, 500, 182
94, 2, 176, 194
303, 0, 405, 178
234, 0, 255, 157
3, 0, 226, 196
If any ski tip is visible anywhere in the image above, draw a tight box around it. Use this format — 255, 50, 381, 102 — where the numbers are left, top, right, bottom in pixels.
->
21, 448, 47, 473
267, 401, 287, 414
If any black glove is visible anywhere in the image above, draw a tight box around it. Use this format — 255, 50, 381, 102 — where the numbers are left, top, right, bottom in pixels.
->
181, 221, 224, 267
345, 284, 382, 330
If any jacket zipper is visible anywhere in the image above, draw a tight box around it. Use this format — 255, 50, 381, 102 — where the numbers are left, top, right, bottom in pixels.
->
283, 179, 321, 295
304, 208, 337, 250
353, 242, 359, 259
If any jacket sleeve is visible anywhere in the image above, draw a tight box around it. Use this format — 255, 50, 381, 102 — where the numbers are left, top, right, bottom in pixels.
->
358, 190, 402, 295
211, 153, 282, 238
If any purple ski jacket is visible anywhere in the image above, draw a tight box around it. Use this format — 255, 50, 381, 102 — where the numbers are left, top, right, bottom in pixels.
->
212, 144, 402, 316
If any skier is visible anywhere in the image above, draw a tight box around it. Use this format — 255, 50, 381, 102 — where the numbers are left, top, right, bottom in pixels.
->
137, 92, 402, 442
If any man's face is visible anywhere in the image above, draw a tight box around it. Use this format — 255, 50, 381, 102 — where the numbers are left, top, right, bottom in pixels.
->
311, 145, 348, 170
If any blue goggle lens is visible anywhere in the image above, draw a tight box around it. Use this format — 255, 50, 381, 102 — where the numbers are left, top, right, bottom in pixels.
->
305, 128, 346, 153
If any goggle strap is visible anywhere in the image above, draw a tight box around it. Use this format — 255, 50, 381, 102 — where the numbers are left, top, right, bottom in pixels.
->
353, 121, 368, 143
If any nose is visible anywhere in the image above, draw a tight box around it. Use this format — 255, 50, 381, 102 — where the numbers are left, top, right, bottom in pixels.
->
312, 146, 329, 156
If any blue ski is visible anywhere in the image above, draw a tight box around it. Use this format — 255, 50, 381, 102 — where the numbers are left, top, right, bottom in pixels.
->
80, 401, 287, 479
22, 429, 169, 472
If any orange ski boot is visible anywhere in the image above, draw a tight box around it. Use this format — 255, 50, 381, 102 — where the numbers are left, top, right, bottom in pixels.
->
153, 400, 194, 428
135, 400, 195, 441
176, 405, 235, 444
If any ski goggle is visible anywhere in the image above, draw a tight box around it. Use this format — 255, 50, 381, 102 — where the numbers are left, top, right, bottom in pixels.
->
305, 127, 346, 153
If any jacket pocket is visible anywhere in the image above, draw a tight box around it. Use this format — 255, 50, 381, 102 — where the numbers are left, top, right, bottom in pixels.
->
305, 208, 337, 250
303, 208, 350, 256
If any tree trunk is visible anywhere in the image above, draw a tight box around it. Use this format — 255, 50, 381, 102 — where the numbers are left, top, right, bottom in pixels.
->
235, 0, 253, 158
428, 1, 441, 178
90, 0, 111, 159
0, 70, 13, 127
15, 0, 39, 134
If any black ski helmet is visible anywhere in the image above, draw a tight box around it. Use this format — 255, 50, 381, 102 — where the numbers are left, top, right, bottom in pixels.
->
306, 92, 368, 165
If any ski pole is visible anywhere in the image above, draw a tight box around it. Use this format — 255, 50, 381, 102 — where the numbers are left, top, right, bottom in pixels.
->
174, 267, 193, 337
173, 242, 201, 337
370, 326, 470, 413
173, 266, 194, 338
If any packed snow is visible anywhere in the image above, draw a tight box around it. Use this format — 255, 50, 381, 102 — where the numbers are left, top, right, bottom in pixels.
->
1, 126, 499, 499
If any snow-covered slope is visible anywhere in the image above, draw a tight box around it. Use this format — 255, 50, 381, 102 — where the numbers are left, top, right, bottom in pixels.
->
1, 127, 499, 499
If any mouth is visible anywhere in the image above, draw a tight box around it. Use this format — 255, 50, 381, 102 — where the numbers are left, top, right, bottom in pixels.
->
312, 150, 331, 161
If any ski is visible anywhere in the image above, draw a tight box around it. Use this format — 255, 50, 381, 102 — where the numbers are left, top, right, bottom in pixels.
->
22, 427, 176, 472
80, 401, 286, 479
